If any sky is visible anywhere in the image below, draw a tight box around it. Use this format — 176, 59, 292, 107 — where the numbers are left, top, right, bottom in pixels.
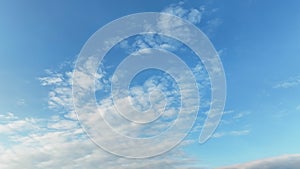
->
0, 0, 300, 168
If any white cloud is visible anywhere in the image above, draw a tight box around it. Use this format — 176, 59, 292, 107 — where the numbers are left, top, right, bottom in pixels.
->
232, 111, 250, 120
212, 129, 250, 138
0, 2, 224, 168
0, 115, 40, 134
0, 112, 201, 169
274, 76, 300, 89
218, 154, 300, 169
162, 2, 204, 25
118, 1, 206, 53
203, 110, 251, 139
39, 70, 74, 111
38, 70, 64, 86
47, 119, 79, 130
0, 67, 204, 168
0, 112, 18, 121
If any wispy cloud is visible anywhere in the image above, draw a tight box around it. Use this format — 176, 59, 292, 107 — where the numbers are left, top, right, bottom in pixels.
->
218, 154, 300, 169
206, 110, 251, 139
273, 76, 300, 89
212, 129, 250, 138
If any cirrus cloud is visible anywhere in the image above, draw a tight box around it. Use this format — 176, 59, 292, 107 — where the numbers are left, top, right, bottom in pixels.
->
218, 154, 300, 169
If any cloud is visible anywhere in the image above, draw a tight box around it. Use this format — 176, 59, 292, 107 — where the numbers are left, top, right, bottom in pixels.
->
0, 113, 40, 134
38, 70, 64, 86
118, 1, 207, 53
218, 154, 300, 169
0, 2, 224, 168
16, 99, 26, 106
0, 64, 205, 168
0, 111, 204, 169
39, 70, 74, 111
212, 129, 250, 138
201, 110, 251, 139
273, 76, 300, 89
162, 1, 204, 25
72, 53, 203, 157
0, 112, 17, 121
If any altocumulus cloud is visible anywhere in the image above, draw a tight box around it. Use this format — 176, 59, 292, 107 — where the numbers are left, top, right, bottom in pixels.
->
0, 70, 201, 169
0, 2, 226, 168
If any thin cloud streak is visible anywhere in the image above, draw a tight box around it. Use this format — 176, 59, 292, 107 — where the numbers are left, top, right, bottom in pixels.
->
218, 154, 300, 169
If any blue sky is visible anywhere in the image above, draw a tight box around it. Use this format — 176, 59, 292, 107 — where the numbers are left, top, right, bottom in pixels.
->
1, 0, 300, 168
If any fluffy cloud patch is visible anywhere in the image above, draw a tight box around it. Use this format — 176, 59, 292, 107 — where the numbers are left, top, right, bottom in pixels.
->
0, 111, 204, 169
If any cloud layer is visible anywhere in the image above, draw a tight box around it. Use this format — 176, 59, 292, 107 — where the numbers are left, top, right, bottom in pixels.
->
0, 4, 208, 167
218, 154, 300, 169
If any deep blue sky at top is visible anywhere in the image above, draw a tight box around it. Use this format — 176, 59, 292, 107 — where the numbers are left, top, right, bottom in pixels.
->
1, 0, 299, 115
0, 0, 183, 117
